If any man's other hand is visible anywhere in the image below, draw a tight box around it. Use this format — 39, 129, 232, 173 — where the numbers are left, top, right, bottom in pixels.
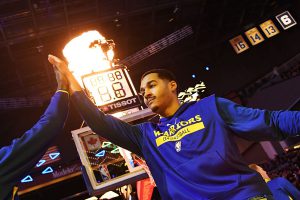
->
48, 54, 82, 94
54, 68, 69, 91
48, 54, 69, 75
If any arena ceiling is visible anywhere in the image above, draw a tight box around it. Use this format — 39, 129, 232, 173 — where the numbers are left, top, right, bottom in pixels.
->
0, 0, 300, 143
0, 0, 299, 101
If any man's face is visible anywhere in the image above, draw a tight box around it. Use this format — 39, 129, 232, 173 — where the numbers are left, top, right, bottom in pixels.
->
140, 73, 176, 114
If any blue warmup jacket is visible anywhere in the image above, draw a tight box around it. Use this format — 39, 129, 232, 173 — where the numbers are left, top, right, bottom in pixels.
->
267, 177, 300, 200
72, 91, 300, 200
0, 91, 69, 200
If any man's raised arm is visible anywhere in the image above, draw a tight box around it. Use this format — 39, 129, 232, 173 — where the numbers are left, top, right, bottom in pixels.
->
48, 55, 144, 155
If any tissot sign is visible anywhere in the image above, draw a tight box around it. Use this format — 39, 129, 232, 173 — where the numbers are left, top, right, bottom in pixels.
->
100, 96, 141, 113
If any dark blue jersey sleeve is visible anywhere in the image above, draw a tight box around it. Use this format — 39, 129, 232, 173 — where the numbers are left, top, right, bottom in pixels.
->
0, 91, 69, 199
71, 91, 144, 156
267, 177, 300, 200
216, 97, 300, 141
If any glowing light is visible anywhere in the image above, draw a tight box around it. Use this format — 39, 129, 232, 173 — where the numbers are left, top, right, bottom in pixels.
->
102, 142, 112, 148
111, 147, 120, 154
36, 159, 46, 167
95, 150, 106, 157
49, 152, 60, 160
85, 197, 98, 200
63, 30, 115, 87
100, 191, 119, 199
21, 175, 33, 183
293, 144, 300, 149
42, 166, 54, 174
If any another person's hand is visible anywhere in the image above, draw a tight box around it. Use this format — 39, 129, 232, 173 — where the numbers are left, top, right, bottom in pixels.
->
54, 67, 69, 91
48, 54, 70, 75
48, 54, 82, 94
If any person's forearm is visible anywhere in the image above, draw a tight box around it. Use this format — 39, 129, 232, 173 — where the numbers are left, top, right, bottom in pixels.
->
269, 110, 300, 138
217, 97, 300, 141
71, 91, 143, 155
0, 92, 69, 182
47, 54, 143, 153
65, 71, 82, 94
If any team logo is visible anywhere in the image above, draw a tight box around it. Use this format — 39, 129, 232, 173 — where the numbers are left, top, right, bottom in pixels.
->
175, 141, 181, 152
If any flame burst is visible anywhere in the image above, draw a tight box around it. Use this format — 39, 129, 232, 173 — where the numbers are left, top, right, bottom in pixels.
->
63, 30, 115, 86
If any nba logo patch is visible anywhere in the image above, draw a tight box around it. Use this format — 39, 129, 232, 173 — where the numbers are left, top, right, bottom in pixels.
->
175, 141, 181, 152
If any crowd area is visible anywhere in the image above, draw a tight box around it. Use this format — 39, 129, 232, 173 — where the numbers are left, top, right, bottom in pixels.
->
261, 147, 300, 190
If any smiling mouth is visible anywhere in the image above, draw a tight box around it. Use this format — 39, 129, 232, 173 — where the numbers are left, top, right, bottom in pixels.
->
147, 98, 155, 105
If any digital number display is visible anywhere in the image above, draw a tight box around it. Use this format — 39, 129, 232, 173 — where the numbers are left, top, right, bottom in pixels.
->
82, 68, 136, 108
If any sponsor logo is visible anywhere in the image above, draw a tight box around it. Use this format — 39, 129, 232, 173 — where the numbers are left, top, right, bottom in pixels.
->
52, 164, 81, 178
101, 96, 140, 113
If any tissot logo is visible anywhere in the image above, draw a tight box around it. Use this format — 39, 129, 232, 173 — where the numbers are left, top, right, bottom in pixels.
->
108, 97, 137, 109
101, 96, 141, 113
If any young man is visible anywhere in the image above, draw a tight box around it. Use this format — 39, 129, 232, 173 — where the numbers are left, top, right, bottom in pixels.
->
0, 68, 69, 200
249, 164, 300, 200
48, 55, 300, 200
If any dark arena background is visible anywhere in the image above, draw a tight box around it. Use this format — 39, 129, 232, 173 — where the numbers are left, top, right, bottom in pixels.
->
0, 0, 300, 199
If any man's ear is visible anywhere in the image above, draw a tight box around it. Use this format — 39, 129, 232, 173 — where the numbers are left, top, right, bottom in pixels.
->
169, 80, 177, 92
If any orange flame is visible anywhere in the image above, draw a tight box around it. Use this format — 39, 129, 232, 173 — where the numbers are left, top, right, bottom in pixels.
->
62, 30, 115, 86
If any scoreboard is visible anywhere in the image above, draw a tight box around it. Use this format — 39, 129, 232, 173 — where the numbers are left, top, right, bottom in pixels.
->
82, 67, 141, 114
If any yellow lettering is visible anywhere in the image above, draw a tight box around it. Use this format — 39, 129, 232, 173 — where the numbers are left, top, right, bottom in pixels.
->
156, 122, 205, 146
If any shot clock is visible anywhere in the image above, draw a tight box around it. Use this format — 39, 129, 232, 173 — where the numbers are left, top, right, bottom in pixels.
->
62, 31, 142, 114
82, 67, 142, 114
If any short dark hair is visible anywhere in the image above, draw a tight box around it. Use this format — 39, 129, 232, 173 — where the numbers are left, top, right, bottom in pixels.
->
141, 68, 177, 83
